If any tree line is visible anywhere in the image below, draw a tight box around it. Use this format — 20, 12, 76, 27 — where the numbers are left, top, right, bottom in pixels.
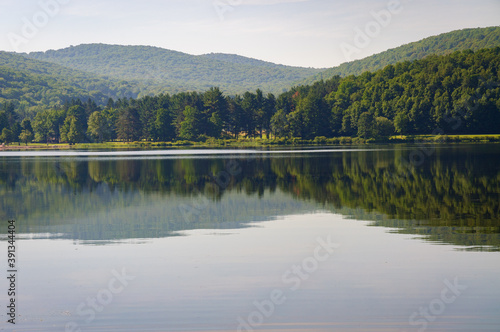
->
1, 47, 499, 145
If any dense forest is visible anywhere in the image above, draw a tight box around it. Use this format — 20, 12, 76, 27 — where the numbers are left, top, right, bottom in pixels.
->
0, 51, 140, 110
1, 47, 499, 145
26, 44, 322, 95
1, 26, 498, 115
301, 26, 500, 85
13, 27, 500, 98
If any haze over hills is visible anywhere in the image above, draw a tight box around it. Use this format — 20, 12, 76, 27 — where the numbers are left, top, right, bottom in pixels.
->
26, 44, 323, 95
0, 51, 139, 111
300, 26, 500, 85
0, 26, 499, 113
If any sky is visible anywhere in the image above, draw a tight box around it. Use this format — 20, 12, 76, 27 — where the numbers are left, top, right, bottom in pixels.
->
0, 0, 499, 68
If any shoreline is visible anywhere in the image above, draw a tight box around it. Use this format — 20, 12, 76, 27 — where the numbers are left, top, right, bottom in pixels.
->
1, 134, 499, 151
0, 144, 72, 151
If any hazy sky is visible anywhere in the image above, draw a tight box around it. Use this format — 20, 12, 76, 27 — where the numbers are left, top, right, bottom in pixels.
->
1, 0, 499, 68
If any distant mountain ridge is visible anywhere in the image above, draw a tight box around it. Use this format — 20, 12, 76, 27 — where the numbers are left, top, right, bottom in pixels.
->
1, 26, 499, 112
199, 52, 314, 69
26, 44, 323, 95
300, 26, 500, 85
0, 51, 139, 113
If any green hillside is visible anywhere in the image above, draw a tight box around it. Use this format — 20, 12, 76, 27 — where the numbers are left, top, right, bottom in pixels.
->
5, 47, 498, 146
1, 26, 499, 114
25, 44, 323, 95
301, 26, 500, 85
0, 51, 139, 111
0, 65, 96, 109
199, 52, 305, 68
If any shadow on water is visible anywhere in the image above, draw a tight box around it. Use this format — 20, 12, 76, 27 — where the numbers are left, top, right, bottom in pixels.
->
0, 144, 499, 250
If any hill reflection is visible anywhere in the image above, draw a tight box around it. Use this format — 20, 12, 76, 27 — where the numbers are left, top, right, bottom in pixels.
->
0, 145, 498, 250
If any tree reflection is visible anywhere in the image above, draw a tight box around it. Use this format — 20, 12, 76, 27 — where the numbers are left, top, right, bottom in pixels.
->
0, 145, 498, 249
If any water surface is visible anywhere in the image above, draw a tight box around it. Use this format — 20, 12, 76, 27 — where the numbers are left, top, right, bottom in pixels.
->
0, 144, 499, 331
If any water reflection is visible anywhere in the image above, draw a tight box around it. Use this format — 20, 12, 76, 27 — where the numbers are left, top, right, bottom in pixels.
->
0, 145, 499, 249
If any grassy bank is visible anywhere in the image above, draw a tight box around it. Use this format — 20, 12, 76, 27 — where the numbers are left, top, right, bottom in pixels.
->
1, 134, 499, 151
389, 134, 500, 143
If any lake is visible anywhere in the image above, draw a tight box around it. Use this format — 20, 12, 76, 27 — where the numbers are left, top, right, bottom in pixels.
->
0, 144, 499, 331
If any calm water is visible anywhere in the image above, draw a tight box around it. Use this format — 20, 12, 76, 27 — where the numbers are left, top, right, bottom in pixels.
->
0, 144, 499, 331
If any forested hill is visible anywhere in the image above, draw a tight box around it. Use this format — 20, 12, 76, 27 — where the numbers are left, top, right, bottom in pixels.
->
25, 44, 323, 95
301, 26, 500, 85
199, 53, 288, 67
0, 51, 139, 112
2, 47, 498, 146
2, 26, 498, 111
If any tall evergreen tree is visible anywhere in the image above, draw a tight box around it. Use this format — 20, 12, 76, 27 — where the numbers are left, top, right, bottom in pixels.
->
180, 106, 201, 140
155, 108, 175, 141
117, 107, 141, 141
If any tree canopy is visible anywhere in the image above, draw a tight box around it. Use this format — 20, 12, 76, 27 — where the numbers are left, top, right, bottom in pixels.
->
301, 26, 500, 85
1, 48, 500, 144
